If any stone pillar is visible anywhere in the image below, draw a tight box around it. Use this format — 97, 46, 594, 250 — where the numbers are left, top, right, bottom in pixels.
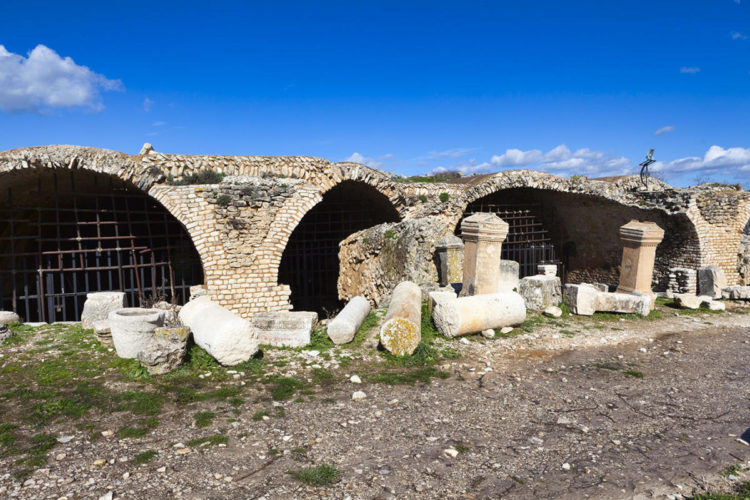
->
615, 220, 665, 309
432, 292, 526, 337
435, 235, 464, 286
380, 281, 422, 356
459, 213, 509, 297
328, 296, 371, 345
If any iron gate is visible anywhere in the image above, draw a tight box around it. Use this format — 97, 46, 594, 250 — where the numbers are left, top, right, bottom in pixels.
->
0, 171, 203, 322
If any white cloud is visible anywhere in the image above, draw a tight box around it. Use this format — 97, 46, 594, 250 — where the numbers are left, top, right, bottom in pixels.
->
652, 146, 750, 179
654, 125, 676, 136
421, 148, 477, 161
731, 31, 748, 40
143, 97, 153, 112
344, 152, 394, 169
433, 144, 631, 178
0, 44, 122, 113
680, 66, 701, 74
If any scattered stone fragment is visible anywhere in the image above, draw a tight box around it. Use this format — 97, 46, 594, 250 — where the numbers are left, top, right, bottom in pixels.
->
81, 291, 127, 330
92, 319, 112, 344
481, 329, 495, 339
108, 308, 165, 359
537, 264, 557, 276
136, 326, 190, 375
350, 375, 362, 384
179, 296, 258, 365
352, 391, 367, 401
564, 284, 650, 316
518, 275, 562, 311
498, 259, 520, 293
98, 491, 113, 500
708, 301, 726, 311
101, 430, 113, 437
673, 294, 712, 310
252, 311, 317, 348
93, 459, 107, 466
0, 310, 21, 325
698, 265, 727, 299
328, 296, 371, 345
562, 462, 571, 470
722, 286, 750, 300
0, 325, 13, 342
500, 326, 513, 334
444, 448, 459, 458
380, 281, 422, 356
543, 306, 563, 318
432, 292, 526, 337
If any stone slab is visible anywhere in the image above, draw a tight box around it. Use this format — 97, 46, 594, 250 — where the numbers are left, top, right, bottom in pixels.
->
518, 275, 561, 312
698, 265, 727, 299
252, 311, 318, 348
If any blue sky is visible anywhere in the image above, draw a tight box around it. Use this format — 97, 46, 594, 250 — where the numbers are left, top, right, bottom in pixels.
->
1, 0, 749, 187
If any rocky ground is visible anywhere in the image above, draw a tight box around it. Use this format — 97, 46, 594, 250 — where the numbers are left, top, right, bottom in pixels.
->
2, 300, 750, 499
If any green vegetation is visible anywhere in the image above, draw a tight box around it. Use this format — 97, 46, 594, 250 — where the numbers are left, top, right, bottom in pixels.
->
418, 195, 428, 203
366, 366, 449, 385
132, 450, 158, 465
384, 229, 398, 240
264, 375, 304, 401
690, 480, 750, 499
625, 369, 644, 378
289, 464, 341, 486
391, 171, 462, 183
252, 410, 269, 421
722, 464, 743, 477
167, 170, 225, 185
216, 194, 232, 206
455, 444, 469, 454
117, 426, 148, 439
439, 192, 450, 202
194, 411, 216, 428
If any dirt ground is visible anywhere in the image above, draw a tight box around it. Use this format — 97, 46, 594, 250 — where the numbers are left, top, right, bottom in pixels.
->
2, 303, 750, 499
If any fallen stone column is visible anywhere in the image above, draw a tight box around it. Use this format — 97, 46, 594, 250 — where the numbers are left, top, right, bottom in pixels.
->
427, 290, 457, 313
179, 296, 259, 365
722, 286, 750, 300
432, 292, 526, 338
81, 291, 127, 330
327, 297, 371, 345
252, 311, 318, 347
108, 308, 165, 359
380, 281, 422, 356
563, 284, 598, 315
564, 284, 651, 317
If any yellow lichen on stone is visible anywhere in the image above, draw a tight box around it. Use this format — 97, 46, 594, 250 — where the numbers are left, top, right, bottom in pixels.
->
379, 318, 420, 356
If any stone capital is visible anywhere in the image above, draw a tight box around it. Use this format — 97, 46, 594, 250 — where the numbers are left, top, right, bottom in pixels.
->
618, 220, 665, 247
460, 213, 509, 243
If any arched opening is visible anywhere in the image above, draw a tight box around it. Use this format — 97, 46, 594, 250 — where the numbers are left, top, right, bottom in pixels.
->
459, 187, 700, 288
0, 169, 204, 322
278, 181, 400, 314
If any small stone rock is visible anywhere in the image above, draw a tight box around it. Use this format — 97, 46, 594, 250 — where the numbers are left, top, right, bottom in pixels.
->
98, 492, 113, 500
352, 391, 367, 401
0, 325, 12, 342
0, 311, 21, 325
562, 463, 571, 470
350, 375, 362, 384
481, 329, 495, 339
708, 301, 726, 311
444, 448, 459, 458
93, 459, 107, 466
500, 326, 513, 334
459, 338, 470, 344
543, 306, 563, 318
55, 453, 66, 461
157, 466, 166, 473
101, 430, 113, 437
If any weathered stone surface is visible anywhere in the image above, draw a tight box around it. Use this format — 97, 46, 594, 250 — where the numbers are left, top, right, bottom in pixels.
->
328, 297, 371, 345
428, 290, 457, 313
179, 296, 259, 365
673, 293, 704, 310
136, 327, 190, 375
538, 264, 557, 276
709, 300, 726, 311
108, 308, 165, 359
81, 292, 127, 330
563, 284, 598, 315
153, 301, 182, 327
698, 265, 727, 299
0, 311, 21, 325
380, 281, 422, 356
498, 260, 520, 293
616, 220, 665, 310
432, 292, 526, 338
565, 284, 651, 316
189, 285, 208, 301
252, 311, 318, 348
518, 275, 562, 311
595, 291, 651, 316
435, 235, 463, 286
92, 319, 112, 345
543, 306, 563, 318
338, 216, 451, 306
0, 325, 13, 342
459, 213, 509, 297
722, 286, 750, 300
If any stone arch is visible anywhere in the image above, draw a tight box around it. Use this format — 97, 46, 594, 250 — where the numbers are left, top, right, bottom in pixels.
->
0, 166, 204, 322
454, 171, 702, 289
275, 179, 401, 314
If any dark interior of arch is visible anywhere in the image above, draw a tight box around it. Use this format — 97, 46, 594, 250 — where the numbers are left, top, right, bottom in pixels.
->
278, 181, 400, 315
459, 188, 700, 288
0, 168, 204, 322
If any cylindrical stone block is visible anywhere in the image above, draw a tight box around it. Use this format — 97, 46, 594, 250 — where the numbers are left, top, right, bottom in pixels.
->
108, 308, 165, 359
380, 281, 422, 356
328, 296, 371, 345
432, 292, 526, 338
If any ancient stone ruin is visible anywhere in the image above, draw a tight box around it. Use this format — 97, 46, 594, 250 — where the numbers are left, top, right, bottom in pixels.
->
2, 143, 750, 365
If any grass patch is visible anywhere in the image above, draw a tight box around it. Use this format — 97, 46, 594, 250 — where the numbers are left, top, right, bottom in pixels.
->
366, 366, 449, 385
194, 411, 216, 428
455, 444, 469, 454
252, 410, 269, 421
117, 426, 148, 439
167, 170, 225, 185
289, 464, 341, 486
115, 391, 163, 416
349, 310, 378, 348
311, 368, 335, 387
722, 464, 742, 477
594, 362, 621, 371
265, 375, 304, 401
305, 328, 334, 352
187, 434, 228, 447
625, 369, 644, 378
132, 450, 158, 465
